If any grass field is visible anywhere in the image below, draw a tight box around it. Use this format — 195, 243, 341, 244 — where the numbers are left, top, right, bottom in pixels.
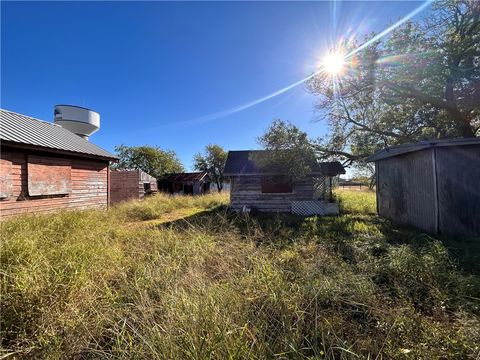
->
1, 190, 479, 359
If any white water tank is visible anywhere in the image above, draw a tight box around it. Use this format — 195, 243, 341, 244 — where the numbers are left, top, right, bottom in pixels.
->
54, 105, 100, 140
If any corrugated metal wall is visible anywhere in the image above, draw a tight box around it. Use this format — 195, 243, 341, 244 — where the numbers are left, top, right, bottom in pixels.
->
436, 145, 480, 235
376, 149, 437, 233
376, 144, 480, 235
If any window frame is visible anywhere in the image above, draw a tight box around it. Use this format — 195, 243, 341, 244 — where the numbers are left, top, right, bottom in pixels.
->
261, 175, 293, 194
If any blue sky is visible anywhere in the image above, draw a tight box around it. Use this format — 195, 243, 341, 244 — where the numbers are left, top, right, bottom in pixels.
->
1, 1, 429, 170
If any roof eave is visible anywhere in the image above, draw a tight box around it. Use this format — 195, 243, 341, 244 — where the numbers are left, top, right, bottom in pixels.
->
1, 140, 118, 162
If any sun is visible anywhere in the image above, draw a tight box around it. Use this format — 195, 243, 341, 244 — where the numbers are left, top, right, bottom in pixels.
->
322, 52, 345, 75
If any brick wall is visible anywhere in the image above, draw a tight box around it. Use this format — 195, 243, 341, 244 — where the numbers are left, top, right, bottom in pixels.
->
0, 149, 109, 218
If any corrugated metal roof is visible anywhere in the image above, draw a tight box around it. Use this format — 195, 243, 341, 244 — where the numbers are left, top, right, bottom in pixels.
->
0, 109, 118, 160
162, 172, 209, 182
223, 150, 345, 176
367, 137, 480, 162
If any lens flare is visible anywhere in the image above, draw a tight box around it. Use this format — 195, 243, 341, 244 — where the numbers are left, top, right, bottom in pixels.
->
322, 52, 345, 75
136, 0, 433, 130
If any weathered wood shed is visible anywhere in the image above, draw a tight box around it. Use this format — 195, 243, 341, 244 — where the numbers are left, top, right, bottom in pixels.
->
0, 108, 118, 218
224, 150, 345, 215
368, 138, 480, 236
110, 169, 158, 204
158, 172, 210, 195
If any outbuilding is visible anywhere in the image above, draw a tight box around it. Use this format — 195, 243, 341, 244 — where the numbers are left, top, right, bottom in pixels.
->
110, 169, 158, 204
158, 172, 210, 195
223, 150, 345, 215
368, 138, 480, 236
0, 107, 118, 218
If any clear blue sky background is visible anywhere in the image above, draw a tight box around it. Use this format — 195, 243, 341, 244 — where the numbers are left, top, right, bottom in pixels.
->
1, 1, 428, 170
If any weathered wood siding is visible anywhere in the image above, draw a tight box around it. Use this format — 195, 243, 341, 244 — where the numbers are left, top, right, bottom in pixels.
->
110, 170, 158, 205
110, 170, 143, 204
0, 149, 109, 218
376, 149, 437, 233
435, 145, 480, 235
230, 176, 314, 212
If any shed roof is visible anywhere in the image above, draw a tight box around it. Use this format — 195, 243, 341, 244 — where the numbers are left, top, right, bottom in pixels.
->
223, 150, 345, 176
162, 172, 209, 182
0, 109, 118, 161
367, 137, 480, 162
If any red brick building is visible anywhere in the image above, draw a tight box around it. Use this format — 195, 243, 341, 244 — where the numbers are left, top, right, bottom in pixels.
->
0, 108, 118, 218
110, 169, 158, 204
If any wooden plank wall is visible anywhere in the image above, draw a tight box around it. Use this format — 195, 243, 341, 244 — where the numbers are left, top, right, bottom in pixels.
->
110, 170, 142, 204
436, 145, 480, 235
0, 149, 109, 218
230, 175, 314, 212
376, 149, 437, 233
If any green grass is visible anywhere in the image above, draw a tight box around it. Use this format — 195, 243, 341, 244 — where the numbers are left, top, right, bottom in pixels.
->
1, 191, 479, 359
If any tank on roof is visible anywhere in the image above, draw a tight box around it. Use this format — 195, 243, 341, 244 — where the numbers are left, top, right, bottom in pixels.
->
54, 105, 100, 140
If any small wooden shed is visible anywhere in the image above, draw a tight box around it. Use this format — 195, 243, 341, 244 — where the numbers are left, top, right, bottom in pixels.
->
368, 138, 480, 236
110, 169, 158, 204
158, 172, 210, 195
0, 109, 117, 218
223, 150, 345, 215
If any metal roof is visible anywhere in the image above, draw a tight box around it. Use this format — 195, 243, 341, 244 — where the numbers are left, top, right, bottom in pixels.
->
367, 137, 480, 162
223, 150, 345, 176
0, 109, 118, 161
162, 172, 209, 182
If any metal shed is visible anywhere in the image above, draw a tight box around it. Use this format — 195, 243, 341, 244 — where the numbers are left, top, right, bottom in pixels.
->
368, 138, 480, 236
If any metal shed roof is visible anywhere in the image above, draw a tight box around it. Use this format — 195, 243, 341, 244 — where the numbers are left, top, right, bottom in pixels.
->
0, 109, 118, 161
223, 150, 345, 176
367, 137, 480, 162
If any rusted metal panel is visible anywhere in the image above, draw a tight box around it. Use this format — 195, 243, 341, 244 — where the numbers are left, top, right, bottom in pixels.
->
376, 149, 436, 233
436, 145, 480, 235
27, 155, 71, 196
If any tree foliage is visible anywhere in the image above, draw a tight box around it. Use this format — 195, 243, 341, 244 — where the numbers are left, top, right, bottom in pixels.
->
306, 0, 479, 167
193, 144, 228, 192
113, 145, 184, 178
257, 119, 318, 179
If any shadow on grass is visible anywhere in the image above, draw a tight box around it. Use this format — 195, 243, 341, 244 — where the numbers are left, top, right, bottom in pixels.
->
158, 205, 480, 275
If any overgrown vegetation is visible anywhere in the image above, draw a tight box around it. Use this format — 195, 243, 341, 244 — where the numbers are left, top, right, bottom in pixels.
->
1, 191, 479, 359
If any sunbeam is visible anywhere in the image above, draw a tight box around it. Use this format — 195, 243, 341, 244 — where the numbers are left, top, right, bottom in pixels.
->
344, 0, 434, 59
160, 0, 433, 129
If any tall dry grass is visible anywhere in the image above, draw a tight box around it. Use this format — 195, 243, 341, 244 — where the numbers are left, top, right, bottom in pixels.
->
1, 191, 479, 359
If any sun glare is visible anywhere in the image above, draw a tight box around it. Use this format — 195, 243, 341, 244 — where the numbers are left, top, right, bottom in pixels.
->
322, 52, 345, 75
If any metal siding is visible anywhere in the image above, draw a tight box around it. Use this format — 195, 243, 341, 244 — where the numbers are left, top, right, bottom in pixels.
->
436, 145, 480, 235
376, 149, 436, 233
0, 109, 117, 160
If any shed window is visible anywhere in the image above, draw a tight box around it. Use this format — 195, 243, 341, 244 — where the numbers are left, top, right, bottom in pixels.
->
261, 176, 292, 193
